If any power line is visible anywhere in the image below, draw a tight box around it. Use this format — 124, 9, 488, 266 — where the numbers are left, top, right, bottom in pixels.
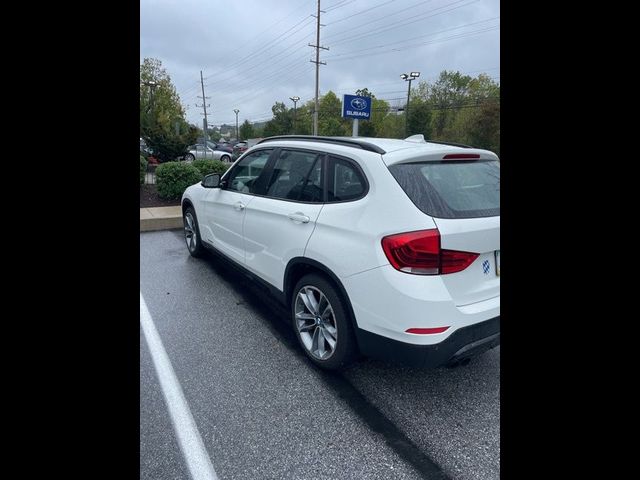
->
211, 63, 316, 115
180, 4, 317, 101
324, 0, 439, 41
325, 0, 357, 11
209, 54, 315, 108
178, 81, 204, 99
186, 19, 500, 117
329, 0, 480, 47
205, 15, 315, 83
219, 0, 316, 61
206, 35, 314, 93
329, 26, 499, 62
197, 2, 493, 104
324, 0, 399, 26
185, 2, 489, 117
324, 16, 499, 58
214, 66, 312, 117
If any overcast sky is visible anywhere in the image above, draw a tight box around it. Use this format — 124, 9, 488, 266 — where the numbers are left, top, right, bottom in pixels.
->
140, 0, 499, 127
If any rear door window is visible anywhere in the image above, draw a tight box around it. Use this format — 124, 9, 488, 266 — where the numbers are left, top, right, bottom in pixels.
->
264, 149, 324, 202
388, 160, 500, 218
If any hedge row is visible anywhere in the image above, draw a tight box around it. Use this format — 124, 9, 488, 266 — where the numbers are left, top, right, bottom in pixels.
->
192, 159, 230, 177
155, 160, 231, 200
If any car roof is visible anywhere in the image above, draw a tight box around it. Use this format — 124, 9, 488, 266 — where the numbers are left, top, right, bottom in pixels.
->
256, 135, 498, 163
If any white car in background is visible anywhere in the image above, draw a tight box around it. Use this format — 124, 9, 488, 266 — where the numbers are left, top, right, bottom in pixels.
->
183, 144, 232, 163
181, 135, 500, 370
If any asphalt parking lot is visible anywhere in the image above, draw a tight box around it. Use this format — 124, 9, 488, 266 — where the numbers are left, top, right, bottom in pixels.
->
140, 230, 500, 480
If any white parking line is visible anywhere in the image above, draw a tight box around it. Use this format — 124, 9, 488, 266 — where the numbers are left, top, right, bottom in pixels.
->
140, 292, 219, 480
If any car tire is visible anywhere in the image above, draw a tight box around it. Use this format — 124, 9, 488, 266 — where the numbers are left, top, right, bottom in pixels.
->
184, 153, 195, 162
291, 273, 356, 370
221, 155, 231, 163
183, 206, 205, 258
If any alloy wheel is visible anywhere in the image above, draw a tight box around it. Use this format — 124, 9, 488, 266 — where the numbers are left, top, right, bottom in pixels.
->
294, 286, 338, 360
184, 212, 198, 252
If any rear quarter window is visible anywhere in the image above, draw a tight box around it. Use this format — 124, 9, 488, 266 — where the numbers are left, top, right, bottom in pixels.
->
327, 156, 367, 202
388, 160, 500, 219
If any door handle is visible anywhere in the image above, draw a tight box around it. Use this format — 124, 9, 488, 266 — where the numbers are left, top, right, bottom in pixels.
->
234, 201, 245, 211
288, 212, 310, 223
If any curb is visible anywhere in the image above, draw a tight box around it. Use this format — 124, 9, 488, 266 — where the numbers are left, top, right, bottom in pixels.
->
140, 206, 182, 232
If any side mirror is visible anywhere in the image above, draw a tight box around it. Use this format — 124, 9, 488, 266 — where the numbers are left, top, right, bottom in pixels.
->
201, 173, 221, 188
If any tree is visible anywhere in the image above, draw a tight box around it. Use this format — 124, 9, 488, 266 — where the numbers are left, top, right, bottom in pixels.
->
239, 119, 254, 141
319, 91, 348, 136
401, 81, 431, 138
263, 102, 292, 137
428, 70, 473, 139
379, 111, 405, 138
140, 58, 192, 162
406, 97, 432, 139
355, 88, 375, 98
419, 70, 499, 153
354, 88, 387, 137
296, 103, 314, 135
467, 99, 500, 155
140, 58, 187, 134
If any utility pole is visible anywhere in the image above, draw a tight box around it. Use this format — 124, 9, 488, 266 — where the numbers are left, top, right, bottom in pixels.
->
233, 109, 239, 141
196, 70, 211, 142
309, 0, 328, 136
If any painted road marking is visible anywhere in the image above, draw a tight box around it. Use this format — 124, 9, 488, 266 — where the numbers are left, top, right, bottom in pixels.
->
140, 292, 219, 480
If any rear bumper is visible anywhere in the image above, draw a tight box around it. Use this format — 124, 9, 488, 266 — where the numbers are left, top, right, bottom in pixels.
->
355, 316, 500, 368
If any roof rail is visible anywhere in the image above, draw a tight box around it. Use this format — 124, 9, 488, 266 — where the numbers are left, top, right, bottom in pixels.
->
257, 135, 386, 154
424, 139, 474, 149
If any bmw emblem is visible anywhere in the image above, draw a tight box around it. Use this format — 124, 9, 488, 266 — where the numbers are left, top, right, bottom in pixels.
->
482, 260, 490, 275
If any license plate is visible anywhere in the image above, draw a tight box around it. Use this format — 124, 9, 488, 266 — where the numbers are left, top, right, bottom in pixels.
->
495, 250, 500, 276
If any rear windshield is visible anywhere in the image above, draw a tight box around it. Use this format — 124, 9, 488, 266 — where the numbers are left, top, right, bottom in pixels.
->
388, 160, 500, 219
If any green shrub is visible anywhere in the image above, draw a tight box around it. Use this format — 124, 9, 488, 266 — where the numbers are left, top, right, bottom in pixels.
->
140, 155, 148, 185
155, 161, 202, 200
192, 159, 230, 178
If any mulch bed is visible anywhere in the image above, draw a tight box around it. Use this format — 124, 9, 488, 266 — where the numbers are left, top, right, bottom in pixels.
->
140, 184, 181, 208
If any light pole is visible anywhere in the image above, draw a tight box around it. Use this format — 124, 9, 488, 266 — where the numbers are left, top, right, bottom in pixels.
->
400, 72, 420, 136
233, 109, 239, 141
142, 80, 157, 117
289, 96, 300, 134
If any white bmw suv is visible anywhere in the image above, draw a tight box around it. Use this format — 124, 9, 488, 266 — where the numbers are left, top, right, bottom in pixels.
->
181, 135, 500, 369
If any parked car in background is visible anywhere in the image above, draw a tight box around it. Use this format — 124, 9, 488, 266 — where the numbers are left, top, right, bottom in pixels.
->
183, 144, 233, 163
215, 141, 234, 153
233, 138, 264, 159
232, 141, 248, 159
181, 135, 500, 370
202, 138, 233, 153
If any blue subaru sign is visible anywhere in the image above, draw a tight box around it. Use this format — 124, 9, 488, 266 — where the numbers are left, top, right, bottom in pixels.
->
342, 94, 371, 119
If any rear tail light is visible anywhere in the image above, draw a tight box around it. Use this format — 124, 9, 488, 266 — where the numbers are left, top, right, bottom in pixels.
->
381, 229, 479, 275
